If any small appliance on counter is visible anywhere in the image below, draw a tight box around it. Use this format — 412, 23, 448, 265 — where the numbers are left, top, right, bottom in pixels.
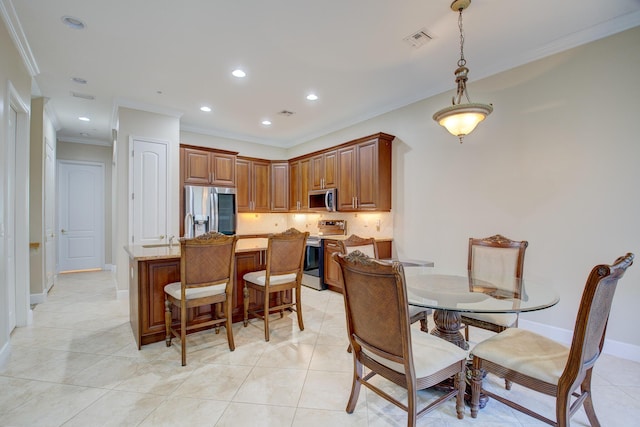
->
302, 220, 347, 290
184, 185, 237, 238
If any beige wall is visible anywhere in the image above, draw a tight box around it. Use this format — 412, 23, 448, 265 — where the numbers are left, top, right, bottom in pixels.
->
0, 18, 32, 357
115, 108, 180, 292
57, 141, 114, 266
288, 27, 640, 348
29, 97, 56, 297
180, 131, 288, 160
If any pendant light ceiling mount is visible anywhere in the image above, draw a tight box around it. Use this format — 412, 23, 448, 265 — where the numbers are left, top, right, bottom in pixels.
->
433, 0, 493, 143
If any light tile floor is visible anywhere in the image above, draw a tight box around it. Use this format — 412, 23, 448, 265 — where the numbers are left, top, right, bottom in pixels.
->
1, 270, 639, 426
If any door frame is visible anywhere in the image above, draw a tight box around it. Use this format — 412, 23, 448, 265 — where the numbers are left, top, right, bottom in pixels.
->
3, 81, 31, 337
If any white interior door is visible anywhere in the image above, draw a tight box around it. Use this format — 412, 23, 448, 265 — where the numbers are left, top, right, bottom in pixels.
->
6, 105, 17, 331
130, 138, 168, 246
57, 161, 104, 272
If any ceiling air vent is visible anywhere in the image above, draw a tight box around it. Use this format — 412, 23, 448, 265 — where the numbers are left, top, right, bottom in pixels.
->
403, 28, 433, 48
71, 91, 95, 100
277, 110, 295, 117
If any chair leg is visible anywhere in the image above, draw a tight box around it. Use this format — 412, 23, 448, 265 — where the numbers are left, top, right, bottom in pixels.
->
464, 324, 470, 341
470, 360, 483, 419
180, 305, 187, 366
164, 298, 172, 347
243, 283, 249, 327
224, 300, 235, 351
455, 370, 465, 420
296, 287, 304, 331
407, 385, 417, 427
263, 290, 270, 342
580, 371, 601, 427
419, 318, 428, 333
346, 359, 363, 413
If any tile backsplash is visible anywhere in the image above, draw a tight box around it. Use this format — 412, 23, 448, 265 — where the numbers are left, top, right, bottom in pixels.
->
237, 211, 393, 238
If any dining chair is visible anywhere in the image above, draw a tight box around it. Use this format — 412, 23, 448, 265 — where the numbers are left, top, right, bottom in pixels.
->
469, 253, 634, 426
462, 234, 528, 342
340, 234, 430, 333
335, 250, 467, 426
243, 228, 309, 341
164, 232, 237, 366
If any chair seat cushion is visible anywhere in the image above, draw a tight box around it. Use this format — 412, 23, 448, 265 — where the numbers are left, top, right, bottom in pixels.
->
471, 328, 569, 384
243, 270, 297, 286
457, 298, 518, 327
461, 312, 517, 327
164, 282, 226, 300
363, 330, 468, 378
408, 305, 432, 317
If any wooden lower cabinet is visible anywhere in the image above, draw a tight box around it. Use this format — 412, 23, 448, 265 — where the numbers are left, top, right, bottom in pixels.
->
130, 258, 181, 348
323, 240, 344, 293
323, 239, 392, 294
130, 250, 293, 348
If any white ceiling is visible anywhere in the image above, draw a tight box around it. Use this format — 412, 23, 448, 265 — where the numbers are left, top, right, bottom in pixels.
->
3, 0, 640, 147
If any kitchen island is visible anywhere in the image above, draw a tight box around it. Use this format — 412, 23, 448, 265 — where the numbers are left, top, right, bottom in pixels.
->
126, 237, 286, 348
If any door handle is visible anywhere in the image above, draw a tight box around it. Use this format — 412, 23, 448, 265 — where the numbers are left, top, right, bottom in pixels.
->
61, 229, 66, 234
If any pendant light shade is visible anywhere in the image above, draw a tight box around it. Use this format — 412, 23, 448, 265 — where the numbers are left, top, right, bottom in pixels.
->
433, 103, 493, 137
433, 0, 492, 143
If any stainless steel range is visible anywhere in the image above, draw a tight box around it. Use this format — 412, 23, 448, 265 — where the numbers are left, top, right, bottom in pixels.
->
302, 220, 347, 290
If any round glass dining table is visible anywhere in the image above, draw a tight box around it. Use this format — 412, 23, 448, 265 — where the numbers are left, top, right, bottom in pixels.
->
404, 267, 560, 350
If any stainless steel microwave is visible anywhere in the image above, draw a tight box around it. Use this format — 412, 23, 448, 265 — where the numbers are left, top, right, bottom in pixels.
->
308, 188, 337, 212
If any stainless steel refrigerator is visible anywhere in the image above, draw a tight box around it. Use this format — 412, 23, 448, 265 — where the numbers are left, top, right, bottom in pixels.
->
184, 185, 237, 237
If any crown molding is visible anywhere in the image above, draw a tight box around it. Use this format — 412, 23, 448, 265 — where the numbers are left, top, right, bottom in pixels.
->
0, 0, 39, 76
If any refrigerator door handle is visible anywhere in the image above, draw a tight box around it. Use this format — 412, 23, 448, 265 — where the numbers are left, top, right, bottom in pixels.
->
211, 188, 219, 233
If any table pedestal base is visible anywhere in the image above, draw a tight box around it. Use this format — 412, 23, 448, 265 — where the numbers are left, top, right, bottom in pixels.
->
430, 308, 488, 409
431, 309, 468, 350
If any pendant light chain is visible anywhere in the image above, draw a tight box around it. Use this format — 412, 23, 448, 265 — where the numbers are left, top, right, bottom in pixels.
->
457, 9, 466, 68
432, 0, 493, 143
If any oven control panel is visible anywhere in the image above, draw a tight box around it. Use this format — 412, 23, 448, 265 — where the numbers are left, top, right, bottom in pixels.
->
317, 220, 347, 236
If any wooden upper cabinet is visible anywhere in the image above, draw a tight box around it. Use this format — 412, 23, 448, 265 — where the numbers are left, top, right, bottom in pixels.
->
210, 153, 236, 186
270, 162, 289, 212
182, 146, 236, 187
289, 157, 311, 211
310, 150, 337, 190
236, 157, 270, 213
337, 133, 393, 211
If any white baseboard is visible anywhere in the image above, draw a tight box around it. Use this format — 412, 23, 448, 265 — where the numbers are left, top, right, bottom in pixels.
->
30, 292, 47, 305
116, 289, 129, 300
0, 340, 10, 368
520, 319, 640, 363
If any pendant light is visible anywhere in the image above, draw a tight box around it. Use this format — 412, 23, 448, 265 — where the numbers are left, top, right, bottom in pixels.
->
433, 0, 493, 143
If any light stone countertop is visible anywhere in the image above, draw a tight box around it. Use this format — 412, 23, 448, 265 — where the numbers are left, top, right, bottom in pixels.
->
124, 237, 269, 261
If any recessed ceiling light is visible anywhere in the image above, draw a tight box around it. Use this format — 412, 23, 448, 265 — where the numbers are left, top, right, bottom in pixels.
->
200, 106, 212, 112
232, 69, 246, 78
61, 16, 86, 30
306, 94, 319, 101
71, 77, 87, 84
78, 116, 90, 122
261, 120, 272, 126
